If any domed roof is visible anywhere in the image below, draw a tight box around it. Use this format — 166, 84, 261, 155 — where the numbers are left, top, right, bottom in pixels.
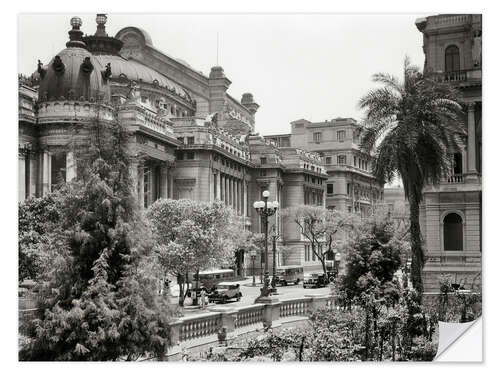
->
38, 47, 110, 103
92, 54, 192, 101
37, 17, 110, 103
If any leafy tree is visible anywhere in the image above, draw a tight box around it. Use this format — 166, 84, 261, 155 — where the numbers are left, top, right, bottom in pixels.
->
282, 205, 357, 276
18, 194, 63, 282
19, 118, 172, 360
340, 213, 404, 303
359, 58, 464, 295
146, 199, 236, 306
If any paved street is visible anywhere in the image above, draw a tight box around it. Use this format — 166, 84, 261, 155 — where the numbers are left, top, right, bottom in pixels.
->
171, 277, 332, 316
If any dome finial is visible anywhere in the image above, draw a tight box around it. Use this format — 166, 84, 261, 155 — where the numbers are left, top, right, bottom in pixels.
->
66, 16, 86, 48
95, 14, 108, 36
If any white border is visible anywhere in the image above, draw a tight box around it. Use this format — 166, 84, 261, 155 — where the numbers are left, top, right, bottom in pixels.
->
3, 0, 499, 374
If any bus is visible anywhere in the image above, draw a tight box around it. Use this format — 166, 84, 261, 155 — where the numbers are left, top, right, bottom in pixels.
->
193, 269, 235, 291
275, 265, 304, 286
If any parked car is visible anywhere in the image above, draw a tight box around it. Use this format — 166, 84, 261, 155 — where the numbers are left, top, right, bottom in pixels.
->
275, 265, 303, 286
303, 273, 328, 288
208, 282, 242, 303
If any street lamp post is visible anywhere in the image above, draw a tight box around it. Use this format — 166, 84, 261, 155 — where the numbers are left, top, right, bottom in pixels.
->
271, 225, 279, 293
250, 249, 257, 286
253, 190, 279, 303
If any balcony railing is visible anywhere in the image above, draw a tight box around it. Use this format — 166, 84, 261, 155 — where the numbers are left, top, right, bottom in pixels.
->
426, 14, 471, 29
445, 174, 464, 184
431, 69, 482, 84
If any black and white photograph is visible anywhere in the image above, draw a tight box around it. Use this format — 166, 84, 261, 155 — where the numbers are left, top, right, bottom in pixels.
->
15, 9, 484, 363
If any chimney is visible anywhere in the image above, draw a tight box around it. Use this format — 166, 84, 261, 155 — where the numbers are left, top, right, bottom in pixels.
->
241, 93, 260, 115
208, 66, 231, 114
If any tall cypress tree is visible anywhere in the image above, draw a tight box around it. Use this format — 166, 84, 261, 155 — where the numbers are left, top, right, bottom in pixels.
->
20, 111, 172, 361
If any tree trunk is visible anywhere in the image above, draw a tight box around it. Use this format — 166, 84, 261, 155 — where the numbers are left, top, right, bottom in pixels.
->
408, 186, 425, 298
177, 274, 185, 307
193, 269, 200, 306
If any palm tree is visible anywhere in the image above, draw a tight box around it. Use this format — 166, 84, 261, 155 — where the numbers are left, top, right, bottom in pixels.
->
358, 57, 464, 296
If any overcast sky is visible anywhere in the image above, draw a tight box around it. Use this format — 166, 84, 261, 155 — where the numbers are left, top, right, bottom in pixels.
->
18, 13, 428, 137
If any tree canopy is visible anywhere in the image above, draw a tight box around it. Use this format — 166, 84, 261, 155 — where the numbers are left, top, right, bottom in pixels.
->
358, 57, 464, 294
19, 119, 172, 361
146, 199, 238, 305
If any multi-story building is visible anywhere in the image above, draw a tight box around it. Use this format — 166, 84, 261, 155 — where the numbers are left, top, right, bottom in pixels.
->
264, 118, 384, 273
265, 117, 384, 216
416, 14, 482, 291
18, 15, 328, 276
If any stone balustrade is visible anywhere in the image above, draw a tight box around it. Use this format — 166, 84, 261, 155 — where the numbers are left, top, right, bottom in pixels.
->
445, 174, 464, 184
235, 304, 265, 329
169, 294, 335, 348
427, 14, 471, 29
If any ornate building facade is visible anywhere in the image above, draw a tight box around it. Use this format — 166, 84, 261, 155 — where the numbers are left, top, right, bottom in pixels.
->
264, 118, 384, 272
265, 118, 384, 216
18, 15, 328, 275
416, 14, 482, 291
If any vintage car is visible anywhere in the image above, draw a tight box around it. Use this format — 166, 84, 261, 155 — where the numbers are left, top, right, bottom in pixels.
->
303, 273, 328, 288
208, 282, 242, 303
275, 265, 303, 286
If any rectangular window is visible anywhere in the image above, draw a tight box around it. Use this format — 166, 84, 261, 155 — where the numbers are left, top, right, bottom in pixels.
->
327, 183, 334, 195
187, 136, 195, 145
325, 156, 332, 165
186, 152, 195, 160
260, 157, 267, 165
313, 132, 322, 143
354, 156, 357, 167
260, 169, 267, 176
337, 130, 346, 142
347, 183, 351, 195
337, 155, 346, 165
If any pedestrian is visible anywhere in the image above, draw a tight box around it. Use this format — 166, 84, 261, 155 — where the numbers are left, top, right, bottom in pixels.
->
200, 288, 207, 309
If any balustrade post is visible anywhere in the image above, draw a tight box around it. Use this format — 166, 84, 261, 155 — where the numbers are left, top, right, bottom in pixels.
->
208, 306, 238, 340
262, 298, 282, 329
169, 319, 182, 346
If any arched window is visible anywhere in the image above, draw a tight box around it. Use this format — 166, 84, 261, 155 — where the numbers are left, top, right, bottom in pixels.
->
445, 45, 460, 72
443, 213, 463, 251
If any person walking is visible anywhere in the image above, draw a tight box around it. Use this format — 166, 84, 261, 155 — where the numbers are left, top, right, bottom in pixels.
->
200, 288, 207, 309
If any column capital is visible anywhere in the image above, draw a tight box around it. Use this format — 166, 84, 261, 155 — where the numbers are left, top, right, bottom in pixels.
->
467, 102, 476, 112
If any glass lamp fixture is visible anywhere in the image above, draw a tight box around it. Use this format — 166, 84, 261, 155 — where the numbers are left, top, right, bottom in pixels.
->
96, 14, 107, 25
262, 190, 270, 198
70, 16, 82, 29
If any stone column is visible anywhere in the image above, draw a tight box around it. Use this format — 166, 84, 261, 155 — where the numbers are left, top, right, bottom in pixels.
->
243, 181, 248, 218
160, 164, 168, 198
138, 165, 144, 209
232, 178, 236, 210
42, 151, 50, 196
169, 167, 174, 199
466, 103, 478, 181
66, 152, 77, 181
130, 161, 139, 200
229, 177, 233, 208
236, 180, 241, 214
216, 171, 221, 200
18, 153, 26, 202
221, 174, 225, 204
